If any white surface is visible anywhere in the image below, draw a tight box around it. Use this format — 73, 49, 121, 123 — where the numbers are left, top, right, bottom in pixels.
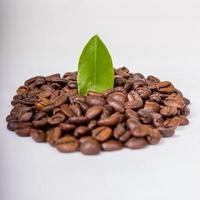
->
0, 0, 200, 200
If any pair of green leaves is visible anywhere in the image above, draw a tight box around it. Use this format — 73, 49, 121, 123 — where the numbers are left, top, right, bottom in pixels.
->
77, 35, 114, 96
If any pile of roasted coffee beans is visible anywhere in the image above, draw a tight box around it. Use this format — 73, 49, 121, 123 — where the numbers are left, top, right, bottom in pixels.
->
6, 67, 190, 155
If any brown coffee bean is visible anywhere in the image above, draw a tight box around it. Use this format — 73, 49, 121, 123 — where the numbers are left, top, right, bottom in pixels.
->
160, 106, 177, 117
107, 98, 125, 113
98, 112, 125, 126
30, 129, 46, 142
40, 105, 55, 113
76, 101, 89, 112
157, 81, 171, 88
80, 138, 101, 155
16, 86, 29, 95
87, 91, 104, 97
164, 94, 185, 109
163, 117, 180, 128
60, 104, 76, 117
45, 73, 60, 81
178, 115, 189, 126
100, 105, 113, 119
113, 123, 126, 138
48, 113, 65, 125
69, 104, 82, 116
74, 126, 89, 137
32, 114, 48, 128
37, 90, 52, 98
181, 106, 190, 116
79, 136, 93, 143
138, 109, 152, 124
18, 111, 33, 122
144, 102, 160, 113
53, 94, 68, 107
146, 129, 161, 144
59, 123, 76, 131
103, 88, 115, 97
125, 137, 147, 149
107, 92, 127, 103
7, 121, 19, 131
85, 105, 103, 120
126, 118, 140, 130
125, 92, 143, 109
68, 116, 88, 125
52, 107, 62, 115
87, 120, 97, 130
132, 125, 152, 137
158, 85, 175, 93
151, 113, 163, 127
136, 87, 152, 99
67, 80, 77, 89
125, 109, 139, 119
56, 135, 79, 153
92, 126, 112, 142
16, 127, 31, 137
158, 127, 175, 137
115, 76, 126, 86
86, 95, 106, 106
102, 140, 122, 151
119, 131, 131, 142
35, 97, 51, 110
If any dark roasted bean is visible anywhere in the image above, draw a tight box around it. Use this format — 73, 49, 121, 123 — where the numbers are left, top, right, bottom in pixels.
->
160, 106, 177, 117
85, 105, 103, 120
163, 117, 180, 128
68, 116, 88, 125
16, 127, 31, 137
60, 104, 76, 117
146, 129, 161, 144
80, 138, 101, 155
107, 98, 125, 113
158, 127, 175, 137
125, 137, 147, 149
102, 140, 122, 151
126, 118, 140, 130
107, 92, 127, 103
30, 129, 46, 142
48, 113, 65, 125
86, 95, 106, 106
87, 120, 97, 130
144, 102, 160, 113
74, 126, 89, 137
59, 123, 76, 131
92, 126, 112, 142
178, 115, 189, 126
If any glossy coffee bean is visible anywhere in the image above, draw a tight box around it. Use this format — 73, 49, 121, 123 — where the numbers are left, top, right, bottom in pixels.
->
92, 126, 112, 142
102, 140, 122, 151
80, 138, 101, 155
48, 113, 65, 125
86, 95, 106, 106
30, 129, 46, 142
85, 105, 103, 120
125, 137, 147, 149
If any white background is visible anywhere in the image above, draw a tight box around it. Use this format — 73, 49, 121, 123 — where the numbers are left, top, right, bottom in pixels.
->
0, 0, 200, 200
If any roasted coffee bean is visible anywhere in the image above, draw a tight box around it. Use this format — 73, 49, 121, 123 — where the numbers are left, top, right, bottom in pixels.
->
114, 76, 126, 86
126, 118, 140, 130
115, 67, 129, 78
164, 94, 185, 109
144, 102, 160, 113
125, 109, 139, 119
125, 137, 147, 149
37, 90, 52, 98
16, 127, 31, 137
59, 123, 76, 131
53, 94, 68, 107
35, 97, 51, 110
158, 127, 175, 137
136, 87, 152, 99
32, 112, 48, 128
30, 129, 46, 142
52, 107, 62, 115
163, 117, 180, 128
16, 86, 29, 95
40, 105, 55, 113
100, 105, 113, 119
178, 115, 189, 126
114, 86, 127, 95
125, 97, 143, 109
146, 75, 160, 83
67, 80, 77, 89
132, 125, 152, 137
7, 121, 19, 131
113, 123, 126, 138
92, 126, 112, 142
102, 140, 122, 151
160, 106, 177, 117
98, 112, 124, 126
74, 126, 89, 137
181, 106, 190, 116
45, 73, 60, 82
68, 116, 88, 125
86, 95, 106, 106
77, 101, 89, 112
56, 135, 79, 153
60, 104, 76, 117
107, 98, 125, 113
146, 129, 161, 145
85, 105, 103, 120
87, 91, 104, 97
138, 109, 152, 124
132, 73, 145, 80
119, 131, 131, 142
69, 104, 82, 116
107, 92, 127, 103
48, 113, 65, 125
151, 113, 163, 127
18, 111, 33, 122
87, 120, 97, 130
79, 136, 93, 143
80, 138, 101, 155
103, 88, 115, 97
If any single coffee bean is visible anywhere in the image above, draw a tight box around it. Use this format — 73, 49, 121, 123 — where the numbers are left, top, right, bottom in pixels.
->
86, 95, 106, 106
52, 107, 62, 115
87, 91, 104, 97
67, 80, 77, 89
126, 118, 140, 130
74, 126, 89, 137
113, 123, 126, 138
146, 128, 161, 145
30, 129, 46, 142
102, 140, 123, 151
132, 125, 152, 137
60, 104, 76, 117
125, 109, 139, 119
18, 111, 33, 122
16, 85, 29, 95
87, 120, 97, 130
100, 105, 113, 119
144, 102, 160, 113
16, 127, 31, 137
163, 117, 180, 128
98, 112, 124, 126
7, 121, 19, 131
85, 105, 103, 120
69, 104, 82, 116
158, 127, 175, 137
107, 98, 125, 113
119, 131, 131, 142
59, 123, 76, 131
68, 116, 88, 125
76, 101, 89, 112
138, 109, 152, 124
45, 73, 61, 82
37, 90, 52, 98
158, 85, 175, 93
107, 92, 127, 103
164, 94, 185, 109
125, 95, 143, 109
178, 115, 189, 126
103, 88, 115, 97
114, 76, 126, 86
48, 113, 65, 125
92, 126, 112, 142
151, 113, 163, 127
136, 87, 152, 99
160, 106, 177, 117
79, 136, 93, 143
53, 94, 68, 107
35, 97, 51, 110
125, 137, 147, 149
181, 106, 190, 116
56, 135, 79, 153
80, 138, 101, 155
40, 105, 55, 113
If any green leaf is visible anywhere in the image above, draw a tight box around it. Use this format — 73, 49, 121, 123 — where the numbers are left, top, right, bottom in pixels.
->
77, 35, 114, 96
